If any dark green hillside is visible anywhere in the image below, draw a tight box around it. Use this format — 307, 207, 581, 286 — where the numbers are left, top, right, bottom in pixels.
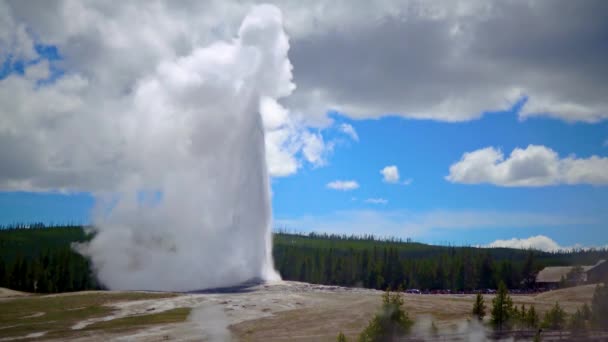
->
274, 232, 607, 291
1, 226, 606, 293
0, 224, 90, 262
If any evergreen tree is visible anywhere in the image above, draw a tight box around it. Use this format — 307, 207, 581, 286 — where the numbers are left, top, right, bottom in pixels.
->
521, 251, 537, 288
541, 302, 566, 330
472, 292, 486, 321
580, 303, 591, 321
358, 289, 413, 341
525, 305, 539, 329
591, 284, 608, 329
491, 281, 514, 330
0, 258, 6, 287
479, 254, 495, 289
569, 308, 587, 333
9, 256, 22, 289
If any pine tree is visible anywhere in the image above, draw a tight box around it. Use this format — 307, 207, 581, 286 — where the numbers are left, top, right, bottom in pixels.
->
0, 259, 6, 287
472, 292, 486, 321
518, 304, 526, 327
580, 303, 591, 321
479, 254, 495, 289
525, 305, 539, 329
542, 302, 566, 330
9, 256, 22, 290
491, 281, 514, 331
521, 251, 536, 289
591, 284, 608, 329
569, 308, 587, 333
358, 289, 413, 341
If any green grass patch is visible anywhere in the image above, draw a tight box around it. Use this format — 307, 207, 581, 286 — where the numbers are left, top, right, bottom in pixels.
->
85, 307, 191, 332
0, 291, 178, 340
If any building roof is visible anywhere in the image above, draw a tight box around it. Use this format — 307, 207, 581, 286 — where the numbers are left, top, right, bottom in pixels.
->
536, 265, 594, 284
591, 260, 606, 269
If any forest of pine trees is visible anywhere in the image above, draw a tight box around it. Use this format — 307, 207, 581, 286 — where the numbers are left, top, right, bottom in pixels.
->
1, 225, 607, 293
0, 247, 100, 293
273, 232, 608, 291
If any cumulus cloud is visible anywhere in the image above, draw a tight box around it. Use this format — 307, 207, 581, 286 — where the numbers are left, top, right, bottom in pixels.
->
339, 123, 359, 141
2, 1, 607, 192
3, 0, 607, 133
365, 198, 388, 204
381, 166, 399, 183
487, 236, 608, 252
486, 235, 562, 252
301, 131, 330, 167
326, 180, 359, 191
286, 0, 608, 124
446, 145, 608, 186
380, 165, 411, 185
0, 0, 343, 192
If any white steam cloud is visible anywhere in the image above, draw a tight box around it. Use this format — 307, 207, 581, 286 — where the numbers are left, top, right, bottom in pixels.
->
75, 5, 291, 291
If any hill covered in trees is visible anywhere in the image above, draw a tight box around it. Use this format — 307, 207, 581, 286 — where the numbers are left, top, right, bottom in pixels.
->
274, 232, 607, 291
1, 225, 606, 293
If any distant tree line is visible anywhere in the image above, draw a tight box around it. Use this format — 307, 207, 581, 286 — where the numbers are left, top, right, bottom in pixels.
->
0, 247, 100, 293
1, 225, 607, 294
274, 233, 608, 291
0, 224, 99, 293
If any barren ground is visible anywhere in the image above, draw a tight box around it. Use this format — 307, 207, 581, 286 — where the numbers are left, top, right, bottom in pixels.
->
0, 282, 598, 341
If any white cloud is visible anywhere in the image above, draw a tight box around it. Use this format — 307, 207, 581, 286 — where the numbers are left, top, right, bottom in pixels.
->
380, 165, 411, 185
381, 165, 400, 183
283, 1, 608, 124
446, 145, 608, 186
365, 198, 388, 204
326, 180, 359, 191
486, 235, 562, 252
339, 123, 359, 141
485, 235, 608, 252
2, 1, 607, 192
603, 139, 608, 147
301, 131, 329, 167
2, 0, 606, 148
0, 0, 347, 191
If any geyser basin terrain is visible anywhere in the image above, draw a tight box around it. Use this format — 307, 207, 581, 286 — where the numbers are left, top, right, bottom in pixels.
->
0, 282, 598, 341
77, 5, 290, 291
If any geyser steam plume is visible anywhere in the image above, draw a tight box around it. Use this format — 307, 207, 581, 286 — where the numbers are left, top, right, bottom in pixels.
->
78, 5, 289, 291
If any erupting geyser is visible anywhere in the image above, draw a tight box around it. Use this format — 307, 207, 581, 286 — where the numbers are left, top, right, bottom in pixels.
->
77, 5, 289, 291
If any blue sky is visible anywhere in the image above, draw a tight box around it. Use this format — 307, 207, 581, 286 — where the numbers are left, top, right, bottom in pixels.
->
1, 1, 607, 251
271, 109, 608, 247
2, 105, 607, 247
